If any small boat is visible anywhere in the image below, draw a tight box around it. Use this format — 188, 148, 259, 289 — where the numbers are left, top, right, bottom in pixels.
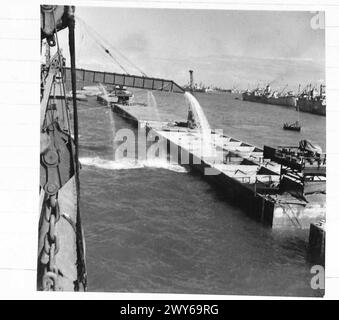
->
283, 104, 301, 131
114, 85, 134, 105
283, 120, 301, 131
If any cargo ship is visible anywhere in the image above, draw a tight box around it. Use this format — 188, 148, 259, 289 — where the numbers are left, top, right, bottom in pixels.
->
266, 92, 297, 107
297, 84, 326, 116
242, 85, 297, 107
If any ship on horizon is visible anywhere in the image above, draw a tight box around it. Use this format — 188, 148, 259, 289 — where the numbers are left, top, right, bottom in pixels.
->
242, 83, 326, 116
242, 84, 297, 108
297, 84, 326, 116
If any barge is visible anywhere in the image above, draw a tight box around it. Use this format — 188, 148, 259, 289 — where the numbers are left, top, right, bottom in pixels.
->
105, 94, 326, 229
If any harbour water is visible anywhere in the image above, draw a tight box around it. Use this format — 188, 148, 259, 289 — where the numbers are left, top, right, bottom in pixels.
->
78, 91, 325, 296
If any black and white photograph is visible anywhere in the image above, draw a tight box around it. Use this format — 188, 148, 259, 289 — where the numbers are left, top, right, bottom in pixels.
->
3, 0, 339, 302
38, 4, 327, 297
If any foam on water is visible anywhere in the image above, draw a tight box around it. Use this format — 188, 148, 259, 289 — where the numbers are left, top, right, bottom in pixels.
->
80, 156, 188, 173
79, 93, 323, 296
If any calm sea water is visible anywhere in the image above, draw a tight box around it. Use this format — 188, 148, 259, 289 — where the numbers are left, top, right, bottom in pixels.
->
77, 91, 325, 296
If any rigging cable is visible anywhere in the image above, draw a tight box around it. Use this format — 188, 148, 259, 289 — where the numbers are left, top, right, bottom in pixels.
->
51, 13, 71, 132
66, 7, 87, 291
79, 16, 147, 76
75, 17, 129, 74
76, 21, 85, 65
76, 16, 147, 77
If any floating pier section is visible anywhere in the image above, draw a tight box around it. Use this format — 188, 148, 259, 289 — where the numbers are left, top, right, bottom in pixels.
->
107, 98, 325, 229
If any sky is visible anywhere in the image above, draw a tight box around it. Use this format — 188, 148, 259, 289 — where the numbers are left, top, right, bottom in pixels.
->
57, 7, 325, 91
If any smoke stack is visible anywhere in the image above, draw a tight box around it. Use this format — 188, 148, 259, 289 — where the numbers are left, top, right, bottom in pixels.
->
189, 70, 193, 92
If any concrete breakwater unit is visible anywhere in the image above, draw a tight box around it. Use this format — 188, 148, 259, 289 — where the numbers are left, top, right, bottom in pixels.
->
308, 220, 325, 264
106, 98, 325, 230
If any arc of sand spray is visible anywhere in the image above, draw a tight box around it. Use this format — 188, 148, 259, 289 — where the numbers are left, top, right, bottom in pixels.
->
184, 91, 212, 157
184, 92, 221, 175
147, 91, 160, 121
